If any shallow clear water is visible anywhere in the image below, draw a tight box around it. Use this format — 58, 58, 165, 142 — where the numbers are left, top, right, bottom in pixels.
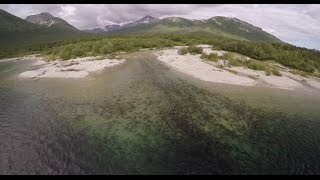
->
1, 52, 320, 174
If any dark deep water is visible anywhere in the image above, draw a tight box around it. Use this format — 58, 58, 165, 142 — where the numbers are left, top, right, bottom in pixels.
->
1, 52, 320, 175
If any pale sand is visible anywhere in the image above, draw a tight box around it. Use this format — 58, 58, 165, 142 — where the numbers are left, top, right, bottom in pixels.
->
281, 71, 306, 82
153, 48, 318, 90
173, 46, 188, 49
227, 67, 303, 90
173, 45, 227, 57
204, 49, 228, 56
19, 56, 125, 79
154, 49, 257, 86
196, 45, 212, 48
195, 45, 228, 57
280, 71, 320, 90
306, 79, 320, 89
139, 48, 156, 51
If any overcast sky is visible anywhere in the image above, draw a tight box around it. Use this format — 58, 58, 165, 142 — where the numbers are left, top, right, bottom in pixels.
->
1, 4, 319, 50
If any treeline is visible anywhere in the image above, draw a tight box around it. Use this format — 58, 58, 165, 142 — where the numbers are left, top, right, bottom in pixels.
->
41, 33, 214, 60
42, 34, 185, 60
209, 37, 320, 74
1, 32, 319, 76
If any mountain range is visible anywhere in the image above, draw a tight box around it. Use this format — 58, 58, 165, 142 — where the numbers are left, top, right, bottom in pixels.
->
84, 15, 282, 43
0, 9, 283, 52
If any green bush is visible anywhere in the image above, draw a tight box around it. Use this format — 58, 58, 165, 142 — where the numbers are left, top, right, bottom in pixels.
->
185, 40, 197, 46
178, 48, 188, 55
222, 52, 235, 60
200, 53, 219, 62
272, 69, 282, 76
60, 51, 71, 60
72, 48, 83, 57
245, 60, 267, 71
187, 46, 203, 55
265, 69, 272, 76
228, 59, 243, 67
178, 46, 203, 55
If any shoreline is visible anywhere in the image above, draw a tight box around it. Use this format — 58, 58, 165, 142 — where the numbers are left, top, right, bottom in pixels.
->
7, 47, 320, 91
154, 46, 320, 91
155, 49, 257, 87
0, 54, 41, 63
18, 56, 126, 79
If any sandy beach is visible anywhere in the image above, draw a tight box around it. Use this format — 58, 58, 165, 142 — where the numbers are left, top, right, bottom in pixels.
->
154, 49, 257, 86
227, 67, 303, 90
18, 56, 125, 79
9, 47, 320, 91
154, 46, 320, 91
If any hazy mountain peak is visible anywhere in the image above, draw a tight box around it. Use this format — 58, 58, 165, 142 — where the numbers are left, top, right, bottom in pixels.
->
25, 12, 78, 31
38, 12, 54, 18
140, 15, 158, 21
135, 15, 159, 24
25, 12, 55, 24
120, 15, 159, 28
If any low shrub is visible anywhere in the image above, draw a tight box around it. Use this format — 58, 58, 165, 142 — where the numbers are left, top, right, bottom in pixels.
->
228, 59, 243, 67
200, 53, 219, 62
222, 52, 235, 60
245, 60, 267, 71
187, 46, 203, 55
272, 69, 282, 76
265, 69, 272, 76
178, 48, 188, 55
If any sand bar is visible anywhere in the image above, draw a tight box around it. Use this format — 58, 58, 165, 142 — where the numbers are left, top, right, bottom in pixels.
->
154, 47, 320, 91
154, 49, 257, 86
19, 56, 125, 79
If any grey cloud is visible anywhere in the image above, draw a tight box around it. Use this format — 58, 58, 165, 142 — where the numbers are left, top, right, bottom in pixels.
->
0, 4, 319, 50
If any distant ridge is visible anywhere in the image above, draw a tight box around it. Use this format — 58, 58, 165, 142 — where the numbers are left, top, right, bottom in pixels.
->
83, 15, 283, 43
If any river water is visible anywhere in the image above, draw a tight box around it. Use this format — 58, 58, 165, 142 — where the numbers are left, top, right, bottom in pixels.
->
1, 52, 320, 175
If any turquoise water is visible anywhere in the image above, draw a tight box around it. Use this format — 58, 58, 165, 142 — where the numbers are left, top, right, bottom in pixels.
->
1, 53, 320, 174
